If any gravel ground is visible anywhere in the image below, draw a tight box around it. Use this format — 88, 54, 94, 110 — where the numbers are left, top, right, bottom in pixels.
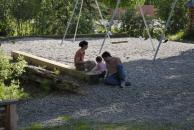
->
1, 37, 194, 128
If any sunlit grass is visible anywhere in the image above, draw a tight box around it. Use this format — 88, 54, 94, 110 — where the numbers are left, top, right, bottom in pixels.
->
21, 118, 193, 130
168, 31, 184, 41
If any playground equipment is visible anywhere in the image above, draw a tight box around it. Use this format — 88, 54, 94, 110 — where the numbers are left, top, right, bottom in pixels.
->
153, 0, 178, 62
61, 0, 179, 62
61, 0, 111, 45
60, 0, 156, 54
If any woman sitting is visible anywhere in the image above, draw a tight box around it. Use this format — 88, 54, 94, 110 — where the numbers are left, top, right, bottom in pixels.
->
74, 40, 95, 71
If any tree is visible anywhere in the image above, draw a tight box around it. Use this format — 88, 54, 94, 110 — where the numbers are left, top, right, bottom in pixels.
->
101, 0, 148, 9
155, 0, 188, 34
10, 0, 42, 35
0, 0, 13, 36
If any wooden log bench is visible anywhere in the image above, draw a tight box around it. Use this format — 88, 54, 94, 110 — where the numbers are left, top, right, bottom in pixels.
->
23, 65, 83, 93
0, 100, 18, 130
11, 51, 89, 82
11, 51, 102, 84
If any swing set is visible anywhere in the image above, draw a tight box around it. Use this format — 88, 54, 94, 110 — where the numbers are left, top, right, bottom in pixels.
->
61, 0, 179, 62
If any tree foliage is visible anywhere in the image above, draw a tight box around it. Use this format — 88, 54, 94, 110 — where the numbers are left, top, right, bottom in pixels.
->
0, 0, 190, 36
11, 0, 41, 21
156, 0, 188, 34
0, 0, 13, 36
101, 0, 145, 9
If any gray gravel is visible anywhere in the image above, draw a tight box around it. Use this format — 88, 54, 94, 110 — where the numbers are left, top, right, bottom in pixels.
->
1, 37, 194, 128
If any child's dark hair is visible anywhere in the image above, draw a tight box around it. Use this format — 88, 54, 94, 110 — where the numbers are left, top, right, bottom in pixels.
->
96, 56, 102, 63
79, 40, 88, 48
102, 51, 111, 58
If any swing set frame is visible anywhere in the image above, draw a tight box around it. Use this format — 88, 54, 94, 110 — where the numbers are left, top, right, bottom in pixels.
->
61, 0, 179, 62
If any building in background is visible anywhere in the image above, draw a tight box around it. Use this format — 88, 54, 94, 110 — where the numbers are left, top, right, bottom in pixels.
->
110, 2, 156, 20
186, 0, 194, 32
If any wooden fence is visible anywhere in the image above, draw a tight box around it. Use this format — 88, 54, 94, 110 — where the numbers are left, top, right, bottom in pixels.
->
0, 100, 18, 130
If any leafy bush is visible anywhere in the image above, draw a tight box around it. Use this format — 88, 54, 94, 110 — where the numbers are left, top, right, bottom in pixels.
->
121, 9, 164, 39
156, 0, 188, 34
0, 19, 13, 36
168, 30, 185, 41
0, 48, 27, 101
145, 19, 164, 40
0, 81, 27, 100
121, 10, 145, 37
183, 30, 194, 40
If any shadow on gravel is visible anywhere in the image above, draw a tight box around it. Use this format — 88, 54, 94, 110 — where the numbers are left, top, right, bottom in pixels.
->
18, 49, 194, 129
124, 48, 194, 88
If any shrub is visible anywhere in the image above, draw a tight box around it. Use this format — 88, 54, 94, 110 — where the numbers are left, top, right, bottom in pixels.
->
0, 81, 27, 100
121, 10, 145, 37
0, 48, 28, 101
182, 30, 194, 41
121, 9, 164, 39
156, 0, 188, 34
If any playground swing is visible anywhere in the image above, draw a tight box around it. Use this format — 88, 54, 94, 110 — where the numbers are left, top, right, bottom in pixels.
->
60, 0, 178, 60
98, 0, 156, 54
60, 0, 156, 55
139, 1, 168, 45
153, 0, 178, 62
138, 0, 155, 50
60, 0, 111, 45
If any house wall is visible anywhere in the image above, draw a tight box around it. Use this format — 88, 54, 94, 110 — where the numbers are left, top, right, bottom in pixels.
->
141, 5, 155, 16
110, 5, 155, 19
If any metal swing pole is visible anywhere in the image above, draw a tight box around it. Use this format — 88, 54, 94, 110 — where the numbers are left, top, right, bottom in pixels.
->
73, 0, 84, 42
95, 0, 111, 41
138, 0, 155, 51
61, 0, 79, 45
99, 0, 121, 54
153, 0, 178, 62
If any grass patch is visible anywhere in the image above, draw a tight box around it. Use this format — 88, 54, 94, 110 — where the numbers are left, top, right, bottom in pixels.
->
168, 31, 184, 41
25, 123, 44, 130
57, 115, 72, 122
22, 119, 194, 130
168, 30, 194, 42
0, 36, 5, 40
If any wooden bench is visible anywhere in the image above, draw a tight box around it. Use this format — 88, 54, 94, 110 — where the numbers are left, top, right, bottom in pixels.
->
0, 100, 18, 130
11, 51, 89, 81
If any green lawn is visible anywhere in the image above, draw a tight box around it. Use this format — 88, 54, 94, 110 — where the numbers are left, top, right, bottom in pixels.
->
21, 118, 193, 130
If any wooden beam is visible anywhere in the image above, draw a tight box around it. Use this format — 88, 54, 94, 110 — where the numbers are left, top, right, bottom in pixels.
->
5, 105, 10, 130
0, 100, 19, 130
11, 51, 89, 81
0, 105, 5, 129
9, 104, 17, 130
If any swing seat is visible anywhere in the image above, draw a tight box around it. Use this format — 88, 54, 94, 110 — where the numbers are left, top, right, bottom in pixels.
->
111, 40, 128, 44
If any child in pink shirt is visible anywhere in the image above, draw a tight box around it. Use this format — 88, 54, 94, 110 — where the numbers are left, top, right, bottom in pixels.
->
92, 56, 107, 78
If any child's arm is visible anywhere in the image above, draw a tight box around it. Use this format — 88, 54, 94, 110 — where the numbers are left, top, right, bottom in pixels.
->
91, 64, 100, 72
91, 66, 97, 71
